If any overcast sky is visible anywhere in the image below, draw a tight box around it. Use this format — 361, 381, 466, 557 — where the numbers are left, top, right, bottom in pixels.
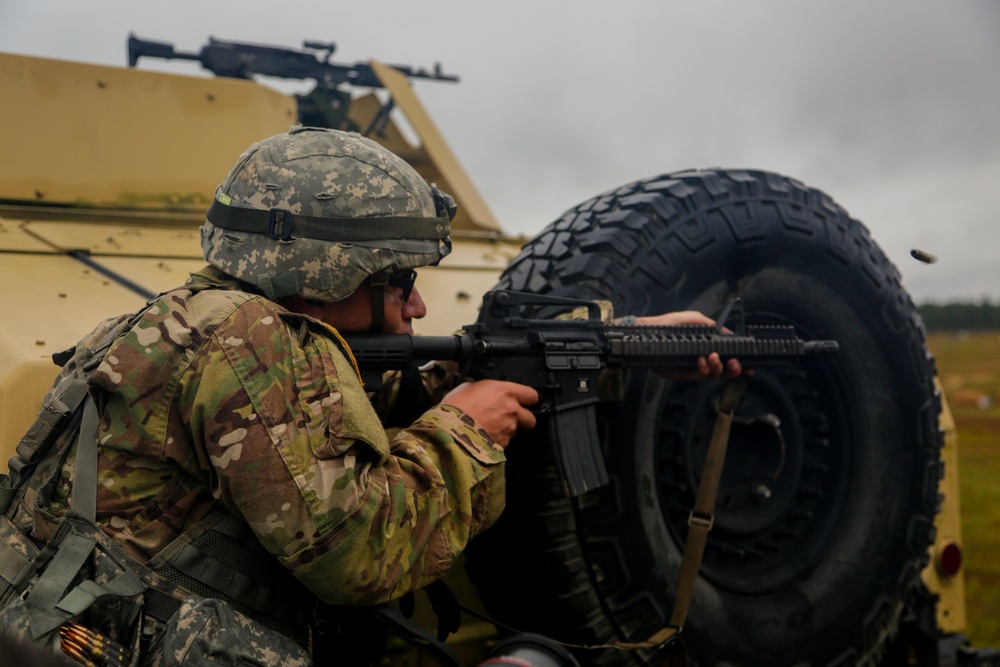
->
2, 0, 998, 303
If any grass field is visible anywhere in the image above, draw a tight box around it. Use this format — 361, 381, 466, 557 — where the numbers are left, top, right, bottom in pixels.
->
927, 331, 1000, 648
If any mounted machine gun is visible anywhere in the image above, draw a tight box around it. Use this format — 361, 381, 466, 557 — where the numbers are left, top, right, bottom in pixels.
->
127, 34, 459, 132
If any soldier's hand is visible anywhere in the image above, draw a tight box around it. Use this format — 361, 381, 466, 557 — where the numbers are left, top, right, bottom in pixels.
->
635, 311, 744, 381
440, 380, 539, 448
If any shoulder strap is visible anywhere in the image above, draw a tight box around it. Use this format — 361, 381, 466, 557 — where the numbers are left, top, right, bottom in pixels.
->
615, 376, 749, 656
20, 386, 133, 641
0, 288, 178, 518
0, 379, 89, 516
65, 395, 101, 524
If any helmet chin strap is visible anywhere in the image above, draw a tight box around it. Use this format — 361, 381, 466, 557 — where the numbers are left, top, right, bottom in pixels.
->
369, 272, 388, 334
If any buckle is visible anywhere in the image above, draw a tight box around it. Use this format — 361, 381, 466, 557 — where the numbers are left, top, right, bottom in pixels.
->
267, 209, 294, 240
688, 511, 714, 530
431, 183, 458, 221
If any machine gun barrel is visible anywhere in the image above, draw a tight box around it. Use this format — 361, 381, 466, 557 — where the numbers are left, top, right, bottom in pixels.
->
128, 34, 199, 68
127, 34, 458, 86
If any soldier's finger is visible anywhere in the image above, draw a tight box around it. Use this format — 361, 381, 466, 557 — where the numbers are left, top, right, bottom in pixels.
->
515, 405, 537, 431
509, 383, 539, 407
706, 353, 725, 379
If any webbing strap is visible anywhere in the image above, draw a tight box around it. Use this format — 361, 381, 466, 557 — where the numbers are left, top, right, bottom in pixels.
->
0, 509, 38, 601
143, 588, 183, 624
25, 531, 97, 638
18, 380, 89, 461
451, 379, 748, 663
369, 271, 387, 334
20, 390, 106, 638
67, 395, 101, 523
0, 379, 89, 515
168, 543, 302, 622
207, 199, 450, 243
0, 534, 31, 587
670, 377, 747, 628
0, 478, 18, 517
210, 511, 250, 540
56, 569, 144, 615
617, 376, 749, 653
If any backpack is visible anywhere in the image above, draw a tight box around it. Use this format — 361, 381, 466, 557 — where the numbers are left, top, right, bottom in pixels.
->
0, 297, 312, 666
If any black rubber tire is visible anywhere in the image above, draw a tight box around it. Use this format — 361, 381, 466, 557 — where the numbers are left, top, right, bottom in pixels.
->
464, 169, 943, 667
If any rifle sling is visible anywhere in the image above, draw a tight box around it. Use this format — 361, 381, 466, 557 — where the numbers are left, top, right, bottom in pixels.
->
456, 377, 749, 663
615, 376, 749, 655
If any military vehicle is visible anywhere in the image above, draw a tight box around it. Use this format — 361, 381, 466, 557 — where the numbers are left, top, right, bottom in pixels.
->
0, 35, 989, 666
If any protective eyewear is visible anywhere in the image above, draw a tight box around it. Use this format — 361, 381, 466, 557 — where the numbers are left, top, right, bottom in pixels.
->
385, 270, 418, 302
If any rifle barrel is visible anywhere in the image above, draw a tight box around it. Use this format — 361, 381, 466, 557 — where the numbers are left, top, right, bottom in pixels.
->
605, 327, 838, 367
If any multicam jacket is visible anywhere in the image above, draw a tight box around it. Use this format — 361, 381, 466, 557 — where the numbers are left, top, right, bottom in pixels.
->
11, 266, 506, 607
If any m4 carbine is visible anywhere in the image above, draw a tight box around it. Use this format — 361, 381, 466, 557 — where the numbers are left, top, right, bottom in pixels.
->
343, 290, 838, 498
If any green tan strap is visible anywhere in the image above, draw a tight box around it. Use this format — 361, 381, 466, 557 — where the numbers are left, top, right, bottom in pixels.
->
369, 271, 387, 334
456, 378, 749, 662
207, 199, 450, 242
20, 390, 107, 637
616, 376, 749, 653
25, 531, 97, 638
669, 376, 748, 628
0, 539, 30, 586
67, 394, 101, 524
56, 570, 145, 615
0, 378, 89, 515
0, 515, 38, 598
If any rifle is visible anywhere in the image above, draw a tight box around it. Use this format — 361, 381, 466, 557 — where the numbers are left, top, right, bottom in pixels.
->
343, 290, 839, 498
126, 34, 458, 131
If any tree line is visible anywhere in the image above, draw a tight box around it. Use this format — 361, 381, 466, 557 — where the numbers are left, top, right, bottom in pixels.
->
917, 299, 1000, 332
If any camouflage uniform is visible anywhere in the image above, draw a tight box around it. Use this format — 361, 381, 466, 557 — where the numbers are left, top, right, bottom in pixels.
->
12, 265, 505, 607
3, 129, 495, 664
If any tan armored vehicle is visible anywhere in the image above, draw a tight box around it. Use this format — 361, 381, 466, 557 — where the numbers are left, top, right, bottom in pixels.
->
0, 35, 977, 666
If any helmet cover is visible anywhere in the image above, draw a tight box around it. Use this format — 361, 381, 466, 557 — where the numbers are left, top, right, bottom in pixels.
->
200, 126, 452, 301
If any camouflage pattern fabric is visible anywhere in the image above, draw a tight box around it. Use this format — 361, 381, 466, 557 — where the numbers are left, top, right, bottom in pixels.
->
158, 597, 311, 667
12, 265, 506, 607
201, 126, 451, 302
0, 512, 182, 667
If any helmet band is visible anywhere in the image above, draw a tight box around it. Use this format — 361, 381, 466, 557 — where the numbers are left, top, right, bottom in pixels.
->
206, 198, 451, 243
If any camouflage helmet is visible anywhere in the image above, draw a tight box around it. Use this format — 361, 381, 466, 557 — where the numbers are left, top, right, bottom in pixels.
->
200, 126, 454, 302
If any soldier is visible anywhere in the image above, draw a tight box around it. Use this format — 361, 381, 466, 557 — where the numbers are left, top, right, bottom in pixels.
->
1, 126, 739, 665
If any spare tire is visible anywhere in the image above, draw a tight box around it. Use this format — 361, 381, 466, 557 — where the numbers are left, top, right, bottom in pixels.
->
464, 169, 943, 667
